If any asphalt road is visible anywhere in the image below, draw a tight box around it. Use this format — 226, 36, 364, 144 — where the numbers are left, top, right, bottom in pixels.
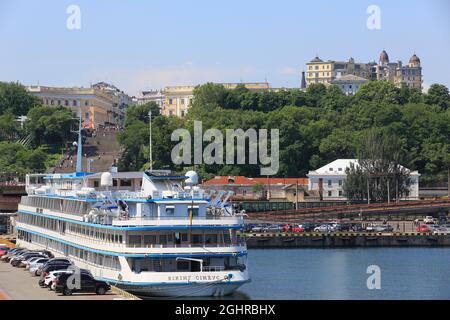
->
0, 261, 122, 300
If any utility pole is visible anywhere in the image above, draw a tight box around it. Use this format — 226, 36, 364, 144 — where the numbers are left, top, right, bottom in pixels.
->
367, 175, 370, 205
75, 105, 83, 173
448, 167, 450, 198
295, 180, 299, 210
387, 178, 390, 204
148, 110, 152, 171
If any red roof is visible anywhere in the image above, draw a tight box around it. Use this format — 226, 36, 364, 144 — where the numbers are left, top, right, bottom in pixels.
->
202, 176, 308, 186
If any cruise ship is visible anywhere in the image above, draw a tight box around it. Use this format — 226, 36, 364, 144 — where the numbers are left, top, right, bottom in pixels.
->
13, 169, 250, 297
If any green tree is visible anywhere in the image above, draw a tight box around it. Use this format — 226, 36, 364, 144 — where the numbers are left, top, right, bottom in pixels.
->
425, 84, 450, 109
0, 82, 40, 115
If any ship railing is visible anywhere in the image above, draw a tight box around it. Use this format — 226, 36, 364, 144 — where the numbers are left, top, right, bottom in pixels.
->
202, 266, 225, 272
125, 241, 246, 249
114, 215, 241, 221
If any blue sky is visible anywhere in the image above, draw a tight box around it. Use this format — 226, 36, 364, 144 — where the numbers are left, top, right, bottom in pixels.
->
0, 0, 449, 95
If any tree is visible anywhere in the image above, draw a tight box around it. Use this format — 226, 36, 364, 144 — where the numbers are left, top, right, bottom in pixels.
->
0, 82, 40, 115
124, 102, 160, 126
26, 105, 76, 148
0, 111, 20, 141
425, 84, 450, 109
343, 129, 412, 202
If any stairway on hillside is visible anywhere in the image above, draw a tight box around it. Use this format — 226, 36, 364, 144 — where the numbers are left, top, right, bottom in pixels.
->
50, 130, 123, 173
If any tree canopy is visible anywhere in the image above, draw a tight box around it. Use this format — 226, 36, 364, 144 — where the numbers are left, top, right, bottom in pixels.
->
118, 81, 450, 183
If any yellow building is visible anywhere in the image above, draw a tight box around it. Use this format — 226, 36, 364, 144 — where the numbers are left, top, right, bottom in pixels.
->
27, 86, 115, 129
305, 51, 422, 90
305, 56, 335, 85
161, 82, 270, 117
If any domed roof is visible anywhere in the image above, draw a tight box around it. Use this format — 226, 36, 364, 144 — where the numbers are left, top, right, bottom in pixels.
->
379, 50, 389, 63
310, 56, 323, 63
409, 54, 420, 64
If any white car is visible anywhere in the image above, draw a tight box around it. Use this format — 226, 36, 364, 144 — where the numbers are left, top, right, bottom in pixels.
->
424, 216, 435, 224
45, 268, 92, 290
314, 224, 333, 232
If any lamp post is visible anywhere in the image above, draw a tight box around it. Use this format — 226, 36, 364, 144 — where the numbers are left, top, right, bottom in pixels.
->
148, 110, 152, 171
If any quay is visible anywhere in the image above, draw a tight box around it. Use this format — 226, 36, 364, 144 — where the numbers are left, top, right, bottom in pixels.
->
240, 232, 450, 248
0, 258, 139, 300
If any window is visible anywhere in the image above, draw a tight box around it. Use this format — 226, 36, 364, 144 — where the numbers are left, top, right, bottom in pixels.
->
328, 191, 332, 197
339, 191, 343, 197
338, 180, 343, 186
188, 207, 199, 217
180, 98, 185, 105
73, 100, 77, 106
65, 100, 69, 106
329, 168, 333, 171
85, 100, 89, 106
328, 180, 332, 186
169, 99, 173, 104
120, 179, 132, 187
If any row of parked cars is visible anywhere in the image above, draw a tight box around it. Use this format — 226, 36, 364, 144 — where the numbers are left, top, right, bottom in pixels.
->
245, 222, 393, 233
0, 247, 111, 296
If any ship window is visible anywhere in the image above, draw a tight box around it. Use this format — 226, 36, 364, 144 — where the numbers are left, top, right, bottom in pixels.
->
205, 234, 218, 245
128, 235, 141, 246
143, 235, 157, 245
193, 234, 203, 244
181, 233, 188, 242
120, 179, 132, 187
159, 235, 167, 244
177, 260, 189, 271
165, 206, 175, 215
188, 207, 199, 217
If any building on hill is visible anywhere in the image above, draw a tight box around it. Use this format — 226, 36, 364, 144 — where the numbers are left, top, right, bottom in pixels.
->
307, 159, 420, 201
330, 74, 368, 95
305, 50, 422, 91
201, 176, 319, 202
91, 82, 133, 125
136, 82, 271, 117
27, 85, 115, 129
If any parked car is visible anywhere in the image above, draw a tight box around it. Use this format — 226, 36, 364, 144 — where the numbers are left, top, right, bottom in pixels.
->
282, 224, 292, 232
423, 216, 436, 224
291, 225, 305, 233
45, 268, 92, 290
263, 225, 283, 233
416, 224, 431, 232
11, 252, 48, 267
298, 223, 316, 232
0, 247, 11, 257
54, 273, 111, 296
27, 258, 49, 271
1, 249, 28, 262
250, 225, 266, 233
350, 224, 364, 232
17, 254, 47, 268
366, 224, 393, 232
314, 224, 333, 233
39, 263, 73, 286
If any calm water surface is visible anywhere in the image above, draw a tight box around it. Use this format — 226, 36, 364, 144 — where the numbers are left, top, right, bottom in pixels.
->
229, 248, 450, 300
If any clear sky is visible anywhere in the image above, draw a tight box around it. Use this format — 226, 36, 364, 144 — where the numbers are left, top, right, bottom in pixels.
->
1, 0, 449, 95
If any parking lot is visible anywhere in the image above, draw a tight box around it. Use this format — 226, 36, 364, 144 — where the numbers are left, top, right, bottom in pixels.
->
0, 261, 121, 300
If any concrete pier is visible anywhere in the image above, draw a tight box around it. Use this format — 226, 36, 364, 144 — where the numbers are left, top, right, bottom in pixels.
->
0, 262, 131, 300
241, 232, 450, 248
